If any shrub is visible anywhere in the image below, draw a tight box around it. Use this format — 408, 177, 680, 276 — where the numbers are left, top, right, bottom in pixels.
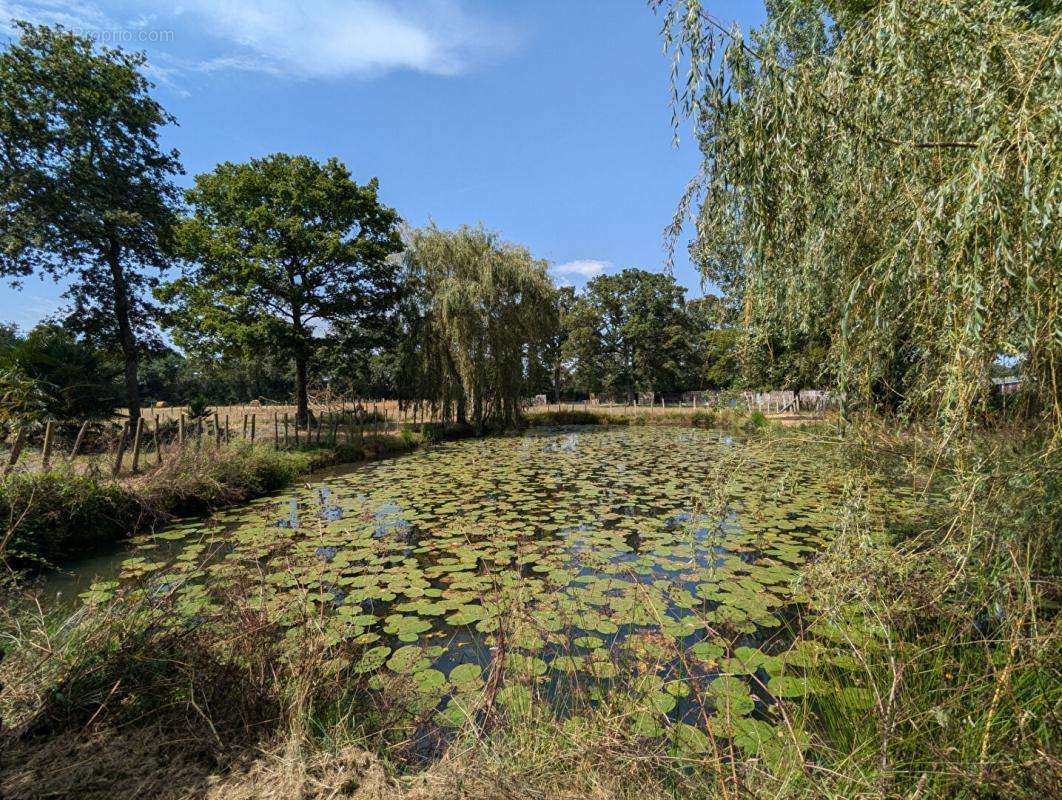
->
746, 410, 768, 429
0, 470, 144, 567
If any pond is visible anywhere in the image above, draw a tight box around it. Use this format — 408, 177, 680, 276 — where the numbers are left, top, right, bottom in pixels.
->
45, 426, 916, 761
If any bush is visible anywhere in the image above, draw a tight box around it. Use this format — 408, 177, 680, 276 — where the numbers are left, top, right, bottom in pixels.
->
523, 409, 621, 427
746, 410, 768, 429
0, 444, 326, 569
136, 442, 319, 516
0, 470, 144, 567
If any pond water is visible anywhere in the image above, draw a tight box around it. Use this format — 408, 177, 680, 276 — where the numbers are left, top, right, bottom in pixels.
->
44, 426, 916, 760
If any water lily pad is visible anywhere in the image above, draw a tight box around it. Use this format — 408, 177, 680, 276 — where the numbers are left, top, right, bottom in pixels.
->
449, 663, 483, 688
353, 646, 391, 674
670, 722, 710, 755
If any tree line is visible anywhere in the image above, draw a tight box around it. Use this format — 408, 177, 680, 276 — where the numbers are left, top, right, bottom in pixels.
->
2, 21, 807, 433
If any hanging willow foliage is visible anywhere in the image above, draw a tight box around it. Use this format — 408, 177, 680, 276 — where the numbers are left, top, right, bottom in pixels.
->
655, 0, 1060, 434
400, 224, 558, 431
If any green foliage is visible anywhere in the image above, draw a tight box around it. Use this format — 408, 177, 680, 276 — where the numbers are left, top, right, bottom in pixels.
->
0, 470, 142, 566
526, 285, 577, 400
162, 153, 403, 424
0, 365, 48, 428
399, 224, 558, 431
0, 23, 182, 421
185, 394, 211, 422
138, 348, 294, 406
523, 409, 628, 427
563, 268, 698, 399
659, 0, 1060, 429
0, 324, 121, 420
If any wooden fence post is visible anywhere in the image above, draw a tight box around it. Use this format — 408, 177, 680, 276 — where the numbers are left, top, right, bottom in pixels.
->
130, 417, 145, 473
69, 420, 89, 462
178, 414, 186, 448
283, 413, 290, 448
214, 412, 222, 448
154, 416, 163, 465
293, 413, 300, 446
4, 426, 27, 475
274, 412, 280, 450
112, 422, 129, 477
224, 414, 230, 444
250, 413, 256, 443
41, 420, 56, 468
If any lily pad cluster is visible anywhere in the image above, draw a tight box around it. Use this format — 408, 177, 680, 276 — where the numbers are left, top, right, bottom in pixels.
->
79, 427, 911, 757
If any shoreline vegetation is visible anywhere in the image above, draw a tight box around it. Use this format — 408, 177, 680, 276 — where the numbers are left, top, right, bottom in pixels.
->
1, 417, 1055, 800
0, 407, 776, 572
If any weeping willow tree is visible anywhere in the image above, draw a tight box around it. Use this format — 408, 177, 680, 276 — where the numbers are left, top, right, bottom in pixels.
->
400, 225, 558, 432
656, 0, 1060, 435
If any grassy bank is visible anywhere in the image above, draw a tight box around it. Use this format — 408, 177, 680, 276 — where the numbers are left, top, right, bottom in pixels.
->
523, 405, 774, 430
0, 430, 431, 570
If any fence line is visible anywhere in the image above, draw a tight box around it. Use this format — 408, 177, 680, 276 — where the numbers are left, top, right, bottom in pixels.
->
534, 389, 842, 413
0, 400, 422, 478
1, 390, 836, 477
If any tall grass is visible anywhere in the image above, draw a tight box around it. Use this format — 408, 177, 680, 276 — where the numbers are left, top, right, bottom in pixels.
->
523, 406, 760, 430
1, 423, 1057, 799
1, 444, 328, 569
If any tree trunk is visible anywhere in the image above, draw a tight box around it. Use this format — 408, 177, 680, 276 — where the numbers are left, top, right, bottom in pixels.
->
106, 242, 142, 423
472, 386, 483, 436
294, 353, 309, 428
626, 346, 636, 405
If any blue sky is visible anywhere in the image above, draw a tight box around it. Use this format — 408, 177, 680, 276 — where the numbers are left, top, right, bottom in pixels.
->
0, 0, 766, 331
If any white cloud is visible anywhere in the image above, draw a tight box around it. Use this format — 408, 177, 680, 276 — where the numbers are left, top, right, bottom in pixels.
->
1, 0, 515, 79
0, 0, 108, 34
553, 259, 611, 279
178, 0, 514, 78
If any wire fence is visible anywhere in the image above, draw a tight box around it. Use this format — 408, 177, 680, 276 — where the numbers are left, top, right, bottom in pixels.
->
2, 390, 839, 478
0, 400, 425, 478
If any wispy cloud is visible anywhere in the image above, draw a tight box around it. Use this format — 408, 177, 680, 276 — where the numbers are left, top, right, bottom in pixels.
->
0, 0, 107, 34
1, 1, 516, 79
180, 0, 514, 78
553, 259, 611, 279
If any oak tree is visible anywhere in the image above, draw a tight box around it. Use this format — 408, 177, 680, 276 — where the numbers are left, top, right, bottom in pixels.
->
162, 154, 403, 426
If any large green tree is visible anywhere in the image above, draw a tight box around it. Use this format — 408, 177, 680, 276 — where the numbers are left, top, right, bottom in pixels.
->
564, 269, 695, 401
0, 23, 182, 422
162, 154, 403, 425
685, 296, 739, 390
526, 285, 576, 401
399, 224, 558, 432
657, 0, 1060, 430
